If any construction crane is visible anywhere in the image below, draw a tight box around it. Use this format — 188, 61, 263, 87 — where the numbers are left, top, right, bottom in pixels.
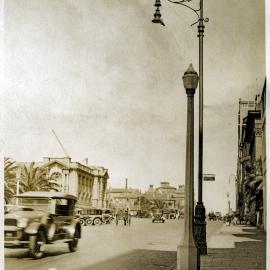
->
51, 129, 70, 158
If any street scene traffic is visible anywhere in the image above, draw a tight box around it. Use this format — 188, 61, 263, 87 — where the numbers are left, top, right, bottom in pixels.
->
5, 217, 224, 270
2, 0, 267, 270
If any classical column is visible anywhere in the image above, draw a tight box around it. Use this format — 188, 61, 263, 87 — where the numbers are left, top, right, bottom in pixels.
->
92, 176, 99, 208
15, 167, 21, 206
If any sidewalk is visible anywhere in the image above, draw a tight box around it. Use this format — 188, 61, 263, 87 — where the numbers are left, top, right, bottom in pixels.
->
82, 224, 266, 270
201, 224, 266, 270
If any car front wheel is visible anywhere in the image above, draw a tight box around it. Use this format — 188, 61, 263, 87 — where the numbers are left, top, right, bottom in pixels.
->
68, 228, 79, 252
29, 230, 46, 259
79, 219, 86, 226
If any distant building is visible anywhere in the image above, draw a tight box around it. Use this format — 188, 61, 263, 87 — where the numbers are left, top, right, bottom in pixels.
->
145, 182, 185, 212
16, 157, 109, 209
106, 179, 141, 210
236, 80, 266, 230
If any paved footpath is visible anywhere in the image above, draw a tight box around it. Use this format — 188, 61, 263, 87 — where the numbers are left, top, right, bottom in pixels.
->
80, 223, 266, 270
200, 224, 266, 270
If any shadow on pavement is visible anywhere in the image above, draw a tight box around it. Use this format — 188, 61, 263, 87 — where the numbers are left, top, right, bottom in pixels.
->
81, 227, 266, 270
201, 226, 266, 270
82, 249, 177, 270
233, 227, 266, 241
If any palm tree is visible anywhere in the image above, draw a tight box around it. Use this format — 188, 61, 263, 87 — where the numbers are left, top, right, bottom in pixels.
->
4, 157, 18, 204
20, 162, 60, 192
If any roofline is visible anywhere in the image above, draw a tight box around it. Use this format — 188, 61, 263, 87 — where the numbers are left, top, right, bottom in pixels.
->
15, 191, 77, 201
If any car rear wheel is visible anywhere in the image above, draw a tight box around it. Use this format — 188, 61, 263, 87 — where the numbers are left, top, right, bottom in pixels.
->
93, 218, 102, 225
86, 218, 92, 226
29, 230, 46, 259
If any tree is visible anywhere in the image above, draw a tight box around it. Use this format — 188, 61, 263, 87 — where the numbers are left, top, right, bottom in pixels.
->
4, 157, 18, 204
20, 162, 60, 192
151, 199, 166, 210
136, 196, 151, 211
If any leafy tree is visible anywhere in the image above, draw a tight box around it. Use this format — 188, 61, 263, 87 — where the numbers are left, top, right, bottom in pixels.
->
20, 162, 60, 192
151, 199, 166, 210
4, 157, 18, 204
136, 196, 151, 211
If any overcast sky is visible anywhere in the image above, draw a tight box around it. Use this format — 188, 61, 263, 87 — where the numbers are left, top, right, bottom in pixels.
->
2, 0, 265, 214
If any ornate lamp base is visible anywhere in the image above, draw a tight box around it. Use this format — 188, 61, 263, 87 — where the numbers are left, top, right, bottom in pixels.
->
194, 202, 207, 255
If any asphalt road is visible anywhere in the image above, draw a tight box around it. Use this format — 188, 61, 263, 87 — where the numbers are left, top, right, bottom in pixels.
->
4, 219, 223, 270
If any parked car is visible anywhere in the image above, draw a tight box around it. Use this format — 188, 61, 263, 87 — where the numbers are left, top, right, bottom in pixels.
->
152, 209, 165, 223
136, 210, 151, 218
163, 209, 170, 219
208, 212, 217, 221
78, 208, 103, 226
4, 191, 81, 259
169, 209, 177, 219
215, 212, 222, 221
102, 209, 114, 224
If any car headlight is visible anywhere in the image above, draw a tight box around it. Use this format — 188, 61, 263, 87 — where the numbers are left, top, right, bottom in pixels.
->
17, 218, 28, 228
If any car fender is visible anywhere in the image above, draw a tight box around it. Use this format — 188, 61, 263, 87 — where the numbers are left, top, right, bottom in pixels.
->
24, 222, 45, 235
63, 221, 81, 239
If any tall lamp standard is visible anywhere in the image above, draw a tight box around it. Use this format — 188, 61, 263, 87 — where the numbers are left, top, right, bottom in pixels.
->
180, 63, 199, 270
152, 0, 208, 255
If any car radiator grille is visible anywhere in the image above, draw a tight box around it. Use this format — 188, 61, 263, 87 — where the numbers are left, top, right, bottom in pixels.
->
5, 218, 17, 226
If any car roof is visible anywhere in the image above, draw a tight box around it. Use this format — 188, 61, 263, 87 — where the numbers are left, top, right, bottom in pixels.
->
15, 191, 77, 201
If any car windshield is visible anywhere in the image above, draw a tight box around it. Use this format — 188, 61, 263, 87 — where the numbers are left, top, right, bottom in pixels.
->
18, 198, 50, 212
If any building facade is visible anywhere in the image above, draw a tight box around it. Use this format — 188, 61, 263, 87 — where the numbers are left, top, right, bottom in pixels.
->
106, 181, 185, 214
106, 179, 141, 211
236, 81, 266, 230
144, 182, 185, 213
16, 157, 109, 209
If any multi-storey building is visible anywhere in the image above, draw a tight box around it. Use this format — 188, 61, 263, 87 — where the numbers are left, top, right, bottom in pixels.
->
236, 80, 266, 230
15, 157, 109, 209
106, 179, 141, 210
106, 180, 185, 213
144, 182, 185, 212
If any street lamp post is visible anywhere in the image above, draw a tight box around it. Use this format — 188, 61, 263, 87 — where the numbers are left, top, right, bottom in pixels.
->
179, 63, 198, 270
152, 0, 208, 256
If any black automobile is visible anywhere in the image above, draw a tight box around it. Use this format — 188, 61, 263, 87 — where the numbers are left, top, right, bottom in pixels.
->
4, 191, 81, 259
151, 209, 165, 223
102, 209, 114, 224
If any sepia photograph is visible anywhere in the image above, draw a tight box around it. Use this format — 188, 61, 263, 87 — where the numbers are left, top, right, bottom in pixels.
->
2, 0, 268, 269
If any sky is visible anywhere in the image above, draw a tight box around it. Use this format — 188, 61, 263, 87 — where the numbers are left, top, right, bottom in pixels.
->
1, 0, 266, 214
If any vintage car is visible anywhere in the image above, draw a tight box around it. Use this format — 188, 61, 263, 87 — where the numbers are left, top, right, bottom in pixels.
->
169, 209, 177, 219
4, 191, 81, 259
77, 208, 103, 226
102, 209, 114, 224
152, 209, 165, 223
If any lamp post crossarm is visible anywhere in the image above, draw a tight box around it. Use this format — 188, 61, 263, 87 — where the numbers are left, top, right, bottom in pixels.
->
167, 0, 209, 26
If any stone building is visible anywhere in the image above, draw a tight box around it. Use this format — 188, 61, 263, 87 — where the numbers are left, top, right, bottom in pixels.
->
106, 179, 141, 210
144, 182, 185, 212
236, 80, 266, 230
16, 157, 109, 209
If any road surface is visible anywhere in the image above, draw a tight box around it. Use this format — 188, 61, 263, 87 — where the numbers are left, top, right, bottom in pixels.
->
5, 218, 223, 270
